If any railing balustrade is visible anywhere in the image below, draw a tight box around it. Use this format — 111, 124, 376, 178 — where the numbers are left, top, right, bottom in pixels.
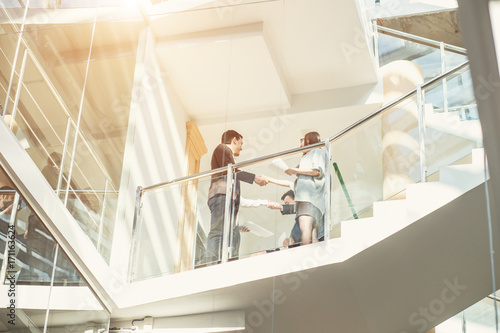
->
129, 60, 483, 281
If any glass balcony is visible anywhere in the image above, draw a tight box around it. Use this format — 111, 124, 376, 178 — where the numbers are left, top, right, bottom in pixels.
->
129, 59, 485, 281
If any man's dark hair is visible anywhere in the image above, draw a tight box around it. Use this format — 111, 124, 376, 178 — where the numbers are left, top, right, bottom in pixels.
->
221, 130, 243, 144
281, 190, 295, 201
304, 131, 321, 146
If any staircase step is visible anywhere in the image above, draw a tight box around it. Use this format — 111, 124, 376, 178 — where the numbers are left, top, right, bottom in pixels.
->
341, 217, 387, 251
406, 182, 463, 213
471, 147, 485, 166
439, 164, 486, 193
372, 199, 417, 232
373, 199, 408, 219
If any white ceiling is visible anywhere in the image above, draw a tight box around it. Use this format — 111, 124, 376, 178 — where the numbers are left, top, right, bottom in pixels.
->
156, 22, 291, 120
150, 0, 379, 122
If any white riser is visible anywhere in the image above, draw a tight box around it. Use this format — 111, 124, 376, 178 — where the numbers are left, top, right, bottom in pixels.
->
344, 148, 487, 251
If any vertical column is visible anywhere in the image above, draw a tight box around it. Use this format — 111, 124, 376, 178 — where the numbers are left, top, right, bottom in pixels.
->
175, 121, 207, 273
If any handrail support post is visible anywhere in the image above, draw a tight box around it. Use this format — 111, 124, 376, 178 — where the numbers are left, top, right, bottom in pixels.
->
221, 165, 234, 263
417, 85, 427, 183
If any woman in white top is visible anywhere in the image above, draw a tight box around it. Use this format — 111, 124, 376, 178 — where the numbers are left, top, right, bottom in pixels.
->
285, 132, 326, 245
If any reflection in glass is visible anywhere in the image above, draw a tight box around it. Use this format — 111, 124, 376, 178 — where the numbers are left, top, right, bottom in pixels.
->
0, 167, 110, 332
0, 191, 84, 285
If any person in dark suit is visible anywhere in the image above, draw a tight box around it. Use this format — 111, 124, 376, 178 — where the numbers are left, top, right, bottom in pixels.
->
205, 130, 269, 263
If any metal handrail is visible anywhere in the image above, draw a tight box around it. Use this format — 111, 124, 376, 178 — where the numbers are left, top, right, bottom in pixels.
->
376, 25, 467, 55
141, 60, 470, 195
141, 141, 325, 193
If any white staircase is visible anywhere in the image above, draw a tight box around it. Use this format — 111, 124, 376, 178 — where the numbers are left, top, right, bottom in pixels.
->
341, 147, 486, 253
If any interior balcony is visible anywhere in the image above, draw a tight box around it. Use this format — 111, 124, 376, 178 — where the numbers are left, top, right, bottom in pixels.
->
1, 0, 500, 332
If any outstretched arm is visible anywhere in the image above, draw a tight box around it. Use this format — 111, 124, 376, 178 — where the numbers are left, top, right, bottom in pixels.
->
240, 196, 282, 210
285, 168, 320, 176
266, 177, 294, 189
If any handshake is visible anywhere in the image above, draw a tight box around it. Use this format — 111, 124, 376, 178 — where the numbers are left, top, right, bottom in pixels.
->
254, 174, 269, 186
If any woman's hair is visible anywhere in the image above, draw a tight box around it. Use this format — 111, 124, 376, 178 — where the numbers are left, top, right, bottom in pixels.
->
303, 131, 321, 146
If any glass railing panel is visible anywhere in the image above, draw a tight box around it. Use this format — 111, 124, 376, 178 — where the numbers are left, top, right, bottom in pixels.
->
424, 66, 475, 114
131, 175, 215, 280
0, 166, 110, 332
131, 140, 332, 280
79, 20, 141, 189
381, 94, 424, 196
423, 66, 482, 178
63, 129, 117, 264
2, 22, 127, 260
0, 22, 17, 109
231, 149, 306, 257
1, 188, 55, 285
12, 53, 75, 187
461, 296, 498, 332
378, 32, 443, 81
435, 296, 498, 332
0, 37, 26, 124
0, 191, 84, 286
22, 23, 94, 121
195, 175, 225, 267
377, 29, 467, 82
330, 115, 383, 227
11, 84, 116, 264
46, 250, 109, 333
69, 188, 117, 264
445, 52, 468, 71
